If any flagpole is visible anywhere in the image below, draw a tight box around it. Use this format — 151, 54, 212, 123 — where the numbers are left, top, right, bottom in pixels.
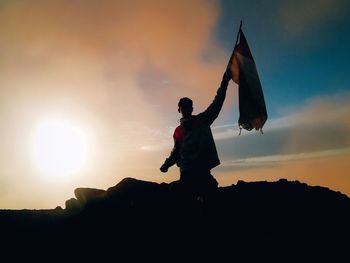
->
234, 20, 243, 47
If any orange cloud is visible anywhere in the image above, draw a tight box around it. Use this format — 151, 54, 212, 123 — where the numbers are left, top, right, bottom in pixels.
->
0, 0, 227, 106
0, 0, 233, 208
0, 0, 229, 142
284, 92, 350, 153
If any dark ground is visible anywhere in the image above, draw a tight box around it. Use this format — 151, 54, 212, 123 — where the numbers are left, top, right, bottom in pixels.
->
1, 178, 349, 261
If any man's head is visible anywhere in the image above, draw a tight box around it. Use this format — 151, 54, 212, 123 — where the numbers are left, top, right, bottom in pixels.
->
178, 97, 193, 118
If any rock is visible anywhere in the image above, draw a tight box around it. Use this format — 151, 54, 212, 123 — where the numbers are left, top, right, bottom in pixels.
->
74, 187, 106, 205
65, 198, 81, 210
106, 177, 160, 196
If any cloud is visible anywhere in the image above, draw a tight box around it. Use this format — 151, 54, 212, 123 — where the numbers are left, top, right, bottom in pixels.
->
279, 0, 348, 35
0, 0, 231, 160
0, 0, 231, 208
214, 91, 350, 164
283, 91, 350, 152
0, 2, 226, 150
0, 0, 226, 106
218, 147, 350, 172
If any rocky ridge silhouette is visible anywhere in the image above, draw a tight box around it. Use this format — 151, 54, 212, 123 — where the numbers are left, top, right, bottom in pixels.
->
1, 178, 349, 261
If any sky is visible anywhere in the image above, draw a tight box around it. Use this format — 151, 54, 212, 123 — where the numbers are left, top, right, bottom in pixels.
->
0, 0, 350, 209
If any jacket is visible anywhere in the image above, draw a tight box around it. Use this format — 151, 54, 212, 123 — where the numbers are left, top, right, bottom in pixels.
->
163, 74, 230, 172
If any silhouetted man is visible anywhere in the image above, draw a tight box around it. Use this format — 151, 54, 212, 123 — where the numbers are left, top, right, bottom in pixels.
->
160, 69, 231, 197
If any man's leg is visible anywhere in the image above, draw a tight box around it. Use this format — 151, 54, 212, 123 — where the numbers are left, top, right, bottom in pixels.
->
198, 169, 218, 196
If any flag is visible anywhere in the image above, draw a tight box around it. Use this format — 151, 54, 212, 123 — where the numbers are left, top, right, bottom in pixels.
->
229, 24, 267, 133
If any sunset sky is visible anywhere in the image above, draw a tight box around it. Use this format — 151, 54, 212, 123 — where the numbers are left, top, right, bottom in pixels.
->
1, 0, 350, 209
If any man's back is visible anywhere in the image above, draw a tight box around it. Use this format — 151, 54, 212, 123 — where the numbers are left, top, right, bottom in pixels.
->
160, 70, 231, 174
174, 114, 220, 171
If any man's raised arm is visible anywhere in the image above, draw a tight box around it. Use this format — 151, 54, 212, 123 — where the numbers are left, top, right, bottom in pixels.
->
200, 69, 231, 125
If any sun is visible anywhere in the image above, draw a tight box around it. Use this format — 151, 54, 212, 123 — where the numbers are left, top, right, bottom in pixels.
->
31, 119, 87, 177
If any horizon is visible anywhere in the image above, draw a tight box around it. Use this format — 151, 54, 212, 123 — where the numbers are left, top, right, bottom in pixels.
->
0, 0, 350, 209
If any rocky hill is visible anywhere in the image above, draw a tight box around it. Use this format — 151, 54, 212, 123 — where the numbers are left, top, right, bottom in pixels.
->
1, 178, 349, 261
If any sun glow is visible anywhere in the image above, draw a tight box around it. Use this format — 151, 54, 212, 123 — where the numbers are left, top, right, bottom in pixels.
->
31, 119, 88, 178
